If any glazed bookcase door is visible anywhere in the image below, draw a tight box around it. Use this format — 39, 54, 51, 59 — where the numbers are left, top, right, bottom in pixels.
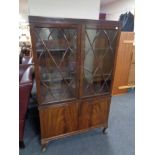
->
81, 24, 118, 97
31, 25, 79, 104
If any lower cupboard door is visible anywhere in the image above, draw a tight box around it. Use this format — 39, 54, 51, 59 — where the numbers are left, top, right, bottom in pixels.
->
78, 96, 110, 130
39, 102, 78, 139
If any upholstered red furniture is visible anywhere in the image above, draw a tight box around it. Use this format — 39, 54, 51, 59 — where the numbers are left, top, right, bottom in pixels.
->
19, 64, 34, 148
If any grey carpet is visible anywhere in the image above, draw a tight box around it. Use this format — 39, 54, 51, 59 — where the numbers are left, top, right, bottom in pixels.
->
19, 90, 135, 155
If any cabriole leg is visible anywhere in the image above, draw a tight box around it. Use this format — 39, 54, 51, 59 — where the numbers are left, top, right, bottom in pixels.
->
19, 141, 25, 149
102, 127, 107, 134
41, 144, 47, 152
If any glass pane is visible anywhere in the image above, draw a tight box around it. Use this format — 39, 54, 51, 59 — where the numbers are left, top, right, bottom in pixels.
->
83, 28, 118, 96
34, 27, 77, 104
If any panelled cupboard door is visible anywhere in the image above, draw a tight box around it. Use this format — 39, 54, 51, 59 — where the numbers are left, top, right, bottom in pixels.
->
30, 24, 80, 105
78, 96, 110, 130
39, 102, 78, 139
80, 24, 119, 97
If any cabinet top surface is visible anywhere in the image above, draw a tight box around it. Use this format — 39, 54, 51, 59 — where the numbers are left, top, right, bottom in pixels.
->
29, 16, 120, 27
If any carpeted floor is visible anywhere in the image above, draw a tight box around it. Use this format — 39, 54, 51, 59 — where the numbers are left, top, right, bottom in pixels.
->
19, 90, 135, 155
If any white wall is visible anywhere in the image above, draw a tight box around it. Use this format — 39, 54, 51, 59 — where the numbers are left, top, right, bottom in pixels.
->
100, 0, 135, 20
28, 0, 100, 19
19, 0, 29, 23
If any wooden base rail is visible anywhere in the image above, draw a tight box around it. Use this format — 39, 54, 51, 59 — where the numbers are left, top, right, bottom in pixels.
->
118, 85, 135, 89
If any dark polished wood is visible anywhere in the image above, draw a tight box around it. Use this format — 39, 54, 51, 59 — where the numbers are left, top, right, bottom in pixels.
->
29, 16, 119, 29
29, 16, 120, 147
39, 96, 110, 139
39, 101, 78, 139
78, 96, 110, 129
29, 26, 42, 103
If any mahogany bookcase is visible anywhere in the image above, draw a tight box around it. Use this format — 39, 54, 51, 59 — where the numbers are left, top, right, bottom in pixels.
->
29, 16, 120, 151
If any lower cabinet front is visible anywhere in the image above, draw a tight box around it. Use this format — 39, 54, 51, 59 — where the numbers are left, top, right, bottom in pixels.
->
39, 101, 78, 139
78, 97, 110, 130
39, 96, 110, 143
